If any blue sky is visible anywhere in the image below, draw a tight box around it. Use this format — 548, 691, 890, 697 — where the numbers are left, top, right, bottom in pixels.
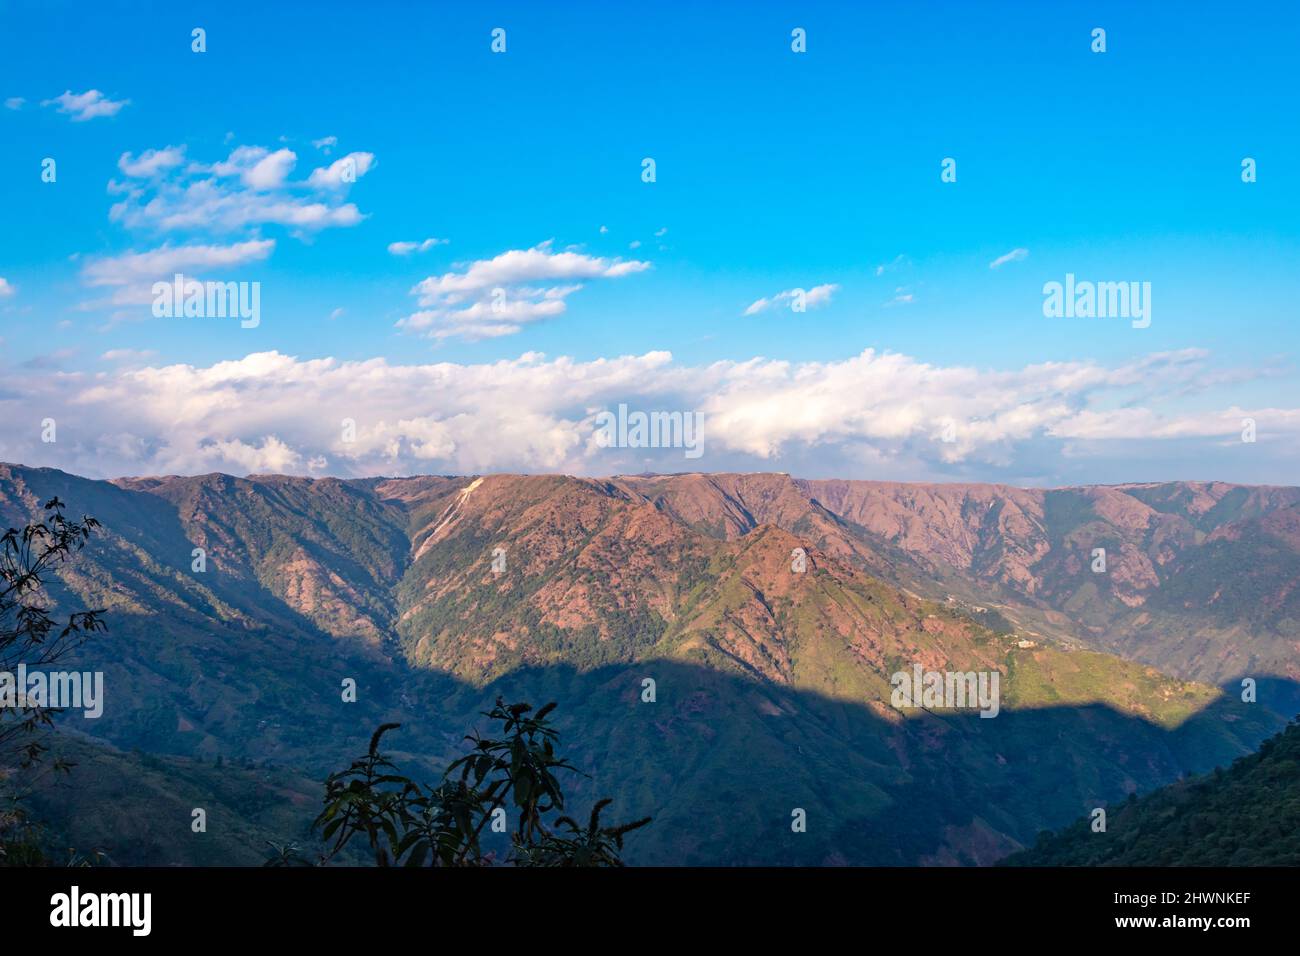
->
1, 0, 1297, 484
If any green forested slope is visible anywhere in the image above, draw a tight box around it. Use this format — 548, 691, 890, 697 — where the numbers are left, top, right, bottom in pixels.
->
1004, 718, 1300, 866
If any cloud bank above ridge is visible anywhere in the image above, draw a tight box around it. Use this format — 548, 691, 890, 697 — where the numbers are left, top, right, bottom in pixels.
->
1, 347, 1293, 485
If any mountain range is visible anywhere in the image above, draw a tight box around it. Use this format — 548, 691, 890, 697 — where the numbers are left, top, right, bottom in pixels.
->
2, 463, 1296, 865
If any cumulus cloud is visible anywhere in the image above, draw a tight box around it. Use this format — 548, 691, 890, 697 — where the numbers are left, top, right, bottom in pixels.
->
118, 146, 187, 178
306, 152, 376, 189
989, 247, 1029, 269
0, 278, 13, 297
312, 135, 338, 153
744, 283, 839, 316
43, 89, 128, 121
398, 241, 651, 341
113, 183, 364, 233
388, 238, 447, 256
229, 147, 298, 190
107, 143, 373, 234
0, 346, 1291, 484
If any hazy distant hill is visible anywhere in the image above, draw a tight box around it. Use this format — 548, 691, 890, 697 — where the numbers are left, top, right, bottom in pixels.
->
1, 463, 1294, 865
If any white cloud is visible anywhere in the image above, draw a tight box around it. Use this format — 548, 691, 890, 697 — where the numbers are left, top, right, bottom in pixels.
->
208, 145, 299, 189
398, 241, 650, 341
388, 238, 448, 256
4, 97, 24, 110
0, 278, 14, 297
307, 152, 376, 189
107, 143, 372, 234
654, 227, 668, 238
43, 89, 129, 121
118, 146, 186, 178
599, 225, 609, 234
312, 135, 338, 153
1, 347, 1292, 482
100, 349, 158, 362
80, 240, 275, 307
111, 184, 364, 233
83, 240, 275, 286
411, 242, 649, 296
989, 247, 1029, 269
744, 283, 839, 316
245, 149, 298, 189
885, 287, 914, 306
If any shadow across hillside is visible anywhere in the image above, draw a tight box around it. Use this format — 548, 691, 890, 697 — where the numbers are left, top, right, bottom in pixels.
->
5, 462, 1293, 865
38, 648, 1295, 867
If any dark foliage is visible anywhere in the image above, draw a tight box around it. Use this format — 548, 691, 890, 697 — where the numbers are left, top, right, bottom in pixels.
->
270, 698, 649, 867
1, 498, 105, 864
